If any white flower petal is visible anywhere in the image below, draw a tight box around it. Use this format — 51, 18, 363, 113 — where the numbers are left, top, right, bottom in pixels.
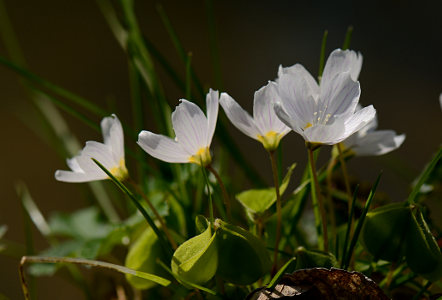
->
66, 157, 83, 172
277, 64, 318, 126
137, 130, 189, 163
321, 49, 363, 85
55, 170, 106, 183
319, 72, 360, 120
205, 89, 219, 146
352, 131, 406, 156
220, 92, 260, 139
253, 81, 290, 135
75, 141, 115, 174
278, 64, 319, 98
304, 119, 346, 145
274, 102, 304, 136
101, 114, 124, 163
172, 100, 208, 154
342, 105, 376, 140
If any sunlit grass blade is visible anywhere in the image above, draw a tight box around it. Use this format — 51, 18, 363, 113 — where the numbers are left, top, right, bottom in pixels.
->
267, 257, 296, 289
407, 147, 441, 205
318, 30, 328, 81
0, 56, 107, 117
340, 184, 359, 267
19, 256, 171, 300
342, 25, 354, 50
92, 158, 173, 257
156, 259, 217, 295
342, 172, 382, 269
15, 182, 52, 239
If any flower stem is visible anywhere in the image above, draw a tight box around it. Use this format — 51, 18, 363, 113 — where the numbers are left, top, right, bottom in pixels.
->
269, 151, 282, 273
128, 178, 177, 250
307, 147, 329, 252
201, 165, 214, 225
206, 165, 231, 220
337, 143, 355, 266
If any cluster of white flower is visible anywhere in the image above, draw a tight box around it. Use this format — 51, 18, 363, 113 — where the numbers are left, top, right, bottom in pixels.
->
55, 49, 405, 183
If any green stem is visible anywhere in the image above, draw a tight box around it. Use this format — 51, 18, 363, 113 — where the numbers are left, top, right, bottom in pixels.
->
201, 166, 214, 224
128, 179, 177, 250
307, 147, 328, 252
19, 256, 171, 300
270, 151, 282, 273
92, 159, 173, 257
207, 165, 231, 220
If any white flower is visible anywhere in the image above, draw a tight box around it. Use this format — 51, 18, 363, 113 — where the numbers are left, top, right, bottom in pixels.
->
138, 89, 219, 167
55, 114, 128, 182
343, 106, 405, 156
219, 82, 290, 151
274, 48, 376, 145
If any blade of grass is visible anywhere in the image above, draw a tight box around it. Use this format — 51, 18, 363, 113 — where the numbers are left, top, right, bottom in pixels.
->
267, 257, 296, 289
156, 259, 217, 295
342, 26, 354, 50
318, 30, 328, 81
92, 158, 173, 257
342, 172, 382, 269
407, 147, 441, 205
20, 256, 171, 300
340, 185, 359, 267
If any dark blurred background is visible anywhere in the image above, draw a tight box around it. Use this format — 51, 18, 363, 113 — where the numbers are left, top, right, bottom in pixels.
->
0, 0, 441, 299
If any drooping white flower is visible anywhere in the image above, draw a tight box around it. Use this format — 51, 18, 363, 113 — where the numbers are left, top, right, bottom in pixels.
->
220, 82, 291, 151
55, 114, 128, 182
138, 89, 219, 167
274, 48, 376, 145
343, 106, 405, 156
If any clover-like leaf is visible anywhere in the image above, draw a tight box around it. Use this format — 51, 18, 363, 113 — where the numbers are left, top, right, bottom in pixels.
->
236, 164, 296, 216
171, 224, 218, 285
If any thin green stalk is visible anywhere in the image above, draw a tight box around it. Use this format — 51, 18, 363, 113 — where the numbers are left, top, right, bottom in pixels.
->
92, 159, 173, 257
337, 143, 353, 217
342, 26, 354, 50
411, 281, 431, 300
206, 165, 231, 220
267, 257, 296, 289
128, 179, 177, 250
318, 30, 328, 81
270, 151, 282, 273
201, 165, 214, 224
185, 52, 192, 100
342, 172, 382, 269
307, 146, 328, 252
325, 156, 338, 252
19, 256, 171, 300
341, 185, 359, 267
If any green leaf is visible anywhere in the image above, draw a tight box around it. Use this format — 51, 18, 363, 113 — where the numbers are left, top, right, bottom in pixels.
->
125, 227, 169, 290
408, 147, 442, 204
215, 219, 271, 285
360, 203, 410, 262
294, 247, 337, 270
267, 257, 297, 289
195, 215, 209, 234
171, 225, 218, 285
236, 164, 296, 216
405, 209, 442, 281
48, 207, 112, 240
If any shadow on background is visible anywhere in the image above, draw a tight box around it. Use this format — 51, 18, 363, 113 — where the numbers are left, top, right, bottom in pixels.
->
0, 0, 441, 299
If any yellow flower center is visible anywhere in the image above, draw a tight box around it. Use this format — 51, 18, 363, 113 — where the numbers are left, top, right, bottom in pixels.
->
110, 158, 128, 181
303, 122, 312, 129
257, 131, 282, 151
188, 147, 212, 167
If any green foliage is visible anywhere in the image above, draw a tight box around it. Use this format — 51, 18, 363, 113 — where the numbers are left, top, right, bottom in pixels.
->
171, 223, 218, 285
294, 247, 337, 270
215, 219, 271, 285
236, 163, 295, 217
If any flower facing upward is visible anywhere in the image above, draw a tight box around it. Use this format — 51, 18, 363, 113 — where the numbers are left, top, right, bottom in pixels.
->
343, 106, 406, 156
55, 114, 128, 182
137, 89, 219, 167
220, 82, 291, 151
274, 49, 376, 146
